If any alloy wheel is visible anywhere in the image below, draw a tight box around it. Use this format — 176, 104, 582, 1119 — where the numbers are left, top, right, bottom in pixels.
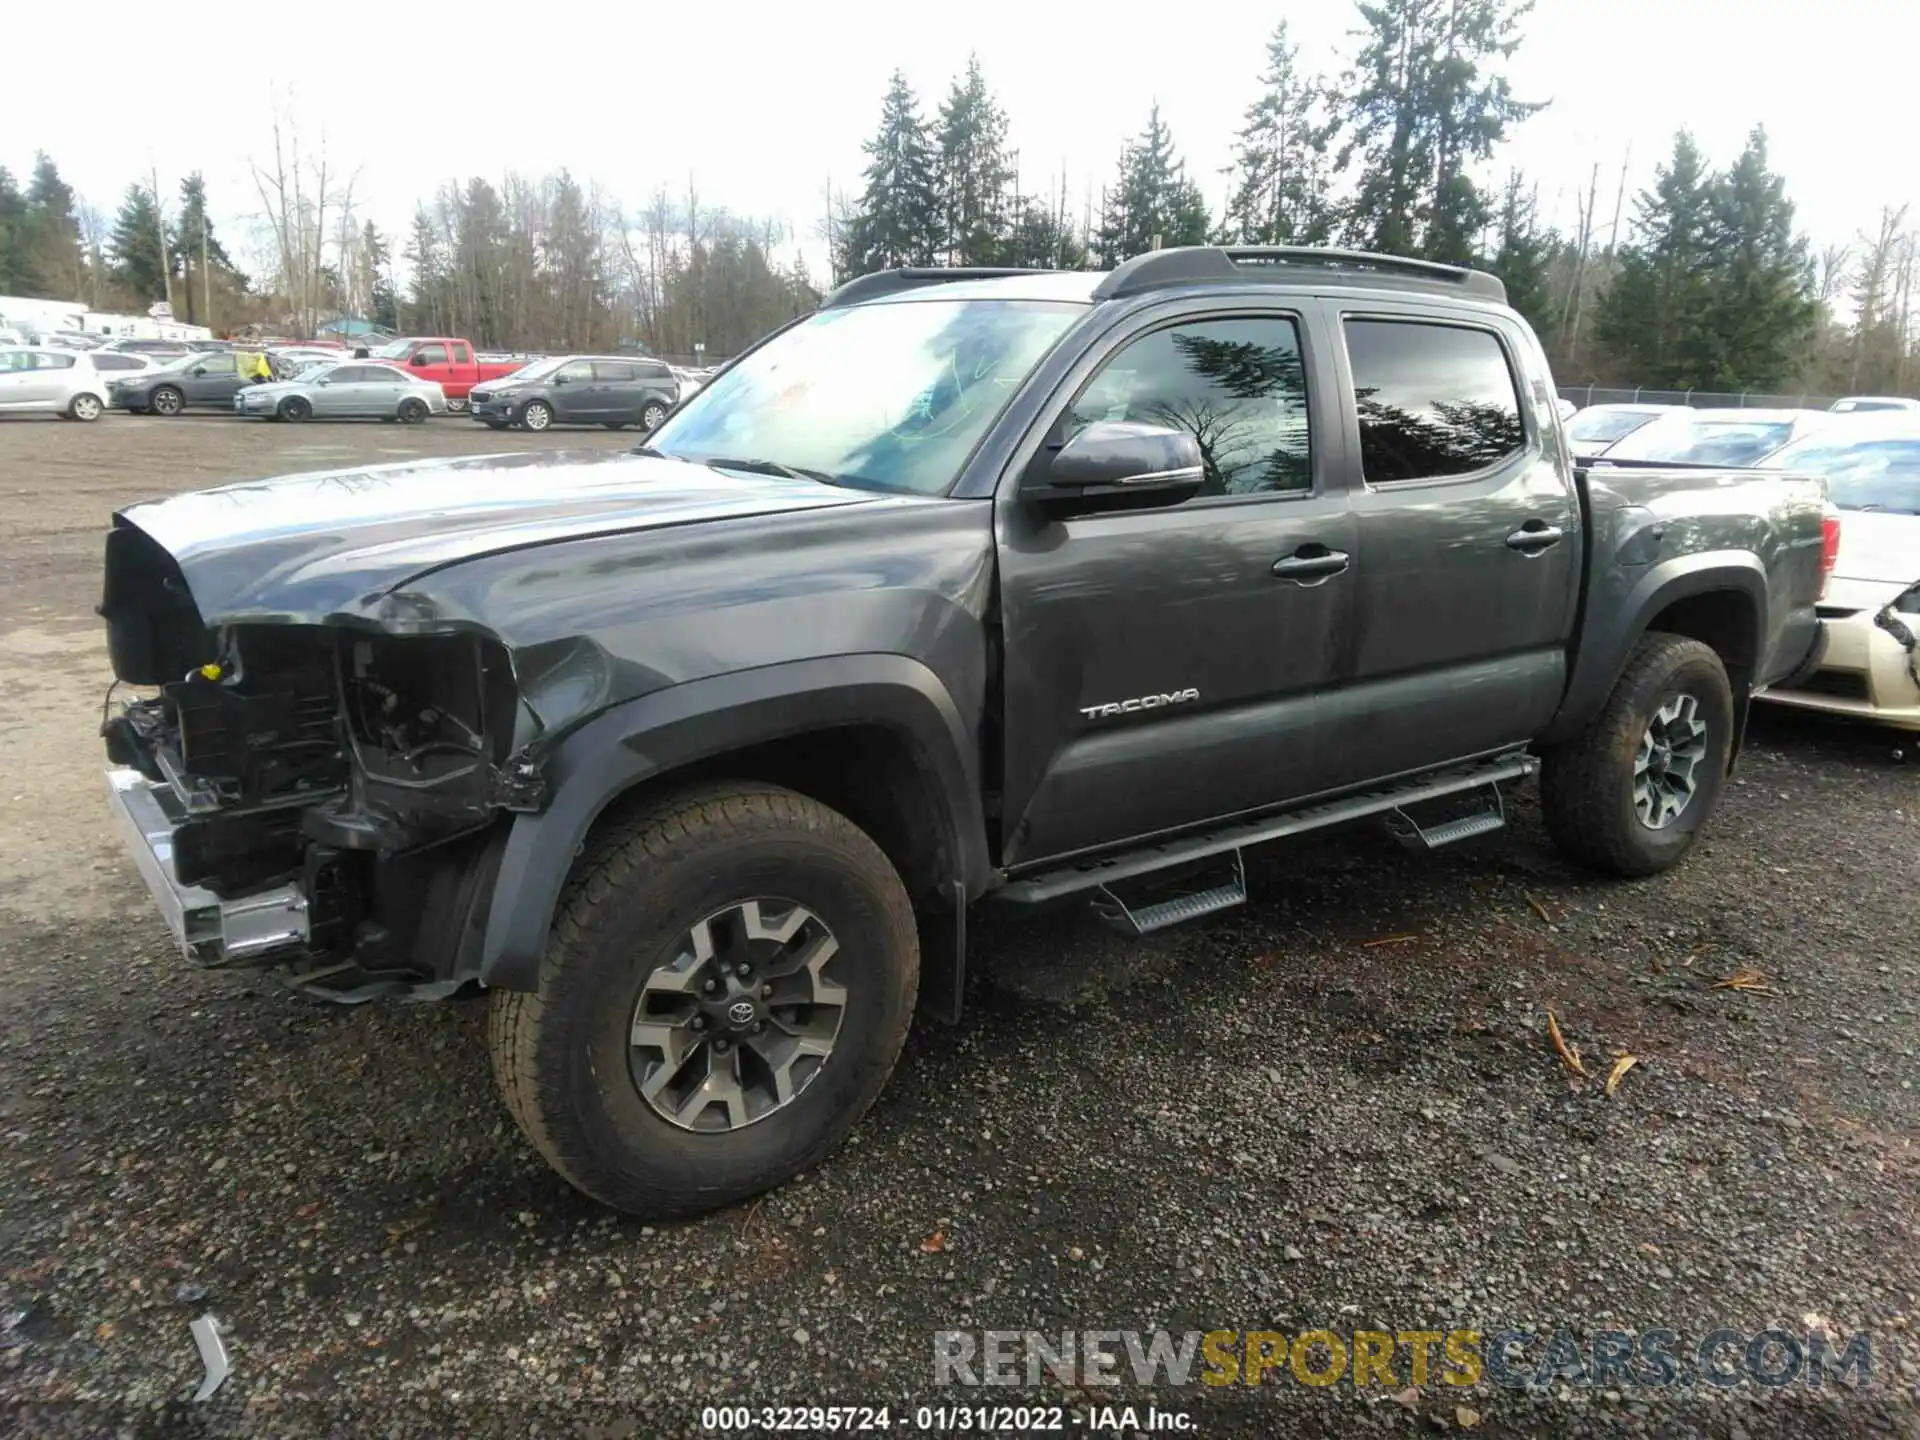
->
1633, 693, 1710, 829
627, 899, 847, 1132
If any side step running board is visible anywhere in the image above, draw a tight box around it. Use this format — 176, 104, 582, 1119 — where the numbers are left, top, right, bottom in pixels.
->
997, 753, 1536, 906
1090, 850, 1247, 936
1385, 783, 1508, 851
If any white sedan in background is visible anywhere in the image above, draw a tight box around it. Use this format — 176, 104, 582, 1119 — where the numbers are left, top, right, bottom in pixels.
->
0, 347, 113, 421
1756, 416, 1920, 730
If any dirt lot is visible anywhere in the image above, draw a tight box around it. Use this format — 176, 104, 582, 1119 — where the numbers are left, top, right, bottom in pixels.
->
0, 413, 1916, 1438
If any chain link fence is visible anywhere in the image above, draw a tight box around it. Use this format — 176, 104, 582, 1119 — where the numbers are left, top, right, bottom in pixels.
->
1556, 385, 1855, 412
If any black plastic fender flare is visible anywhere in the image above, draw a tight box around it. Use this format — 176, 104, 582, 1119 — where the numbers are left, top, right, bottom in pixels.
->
1542, 550, 1771, 748
472, 653, 990, 992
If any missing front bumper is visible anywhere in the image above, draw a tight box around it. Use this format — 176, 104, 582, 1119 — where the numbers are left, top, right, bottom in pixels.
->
104, 767, 309, 966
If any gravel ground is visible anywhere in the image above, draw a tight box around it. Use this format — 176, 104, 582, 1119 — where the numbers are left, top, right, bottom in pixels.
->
0, 414, 1916, 1438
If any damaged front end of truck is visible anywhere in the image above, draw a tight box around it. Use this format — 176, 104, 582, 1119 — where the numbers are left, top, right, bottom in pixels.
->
99, 518, 547, 1002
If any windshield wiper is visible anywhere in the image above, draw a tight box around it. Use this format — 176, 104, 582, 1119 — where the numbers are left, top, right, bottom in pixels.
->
701, 456, 844, 486
631, 444, 690, 461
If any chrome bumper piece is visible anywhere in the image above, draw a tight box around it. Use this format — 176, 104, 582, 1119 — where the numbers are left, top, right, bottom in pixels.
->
104, 767, 309, 966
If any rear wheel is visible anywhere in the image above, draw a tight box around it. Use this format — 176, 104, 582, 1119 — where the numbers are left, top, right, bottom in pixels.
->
1541, 632, 1734, 877
446, 396, 469, 414
488, 781, 918, 1218
68, 393, 104, 422
641, 401, 668, 431
278, 395, 312, 423
397, 397, 429, 424
149, 386, 183, 417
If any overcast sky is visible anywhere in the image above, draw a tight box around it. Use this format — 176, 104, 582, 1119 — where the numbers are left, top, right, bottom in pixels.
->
7, 0, 1912, 287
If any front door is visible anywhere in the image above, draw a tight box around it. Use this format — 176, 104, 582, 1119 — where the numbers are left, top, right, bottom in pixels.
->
182, 353, 239, 407
995, 306, 1358, 867
1316, 308, 1581, 790
551, 359, 598, 422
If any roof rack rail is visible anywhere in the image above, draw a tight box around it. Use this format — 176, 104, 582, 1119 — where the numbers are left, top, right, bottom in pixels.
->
819, 267, 1053, 310
1090, 246, 1507, 304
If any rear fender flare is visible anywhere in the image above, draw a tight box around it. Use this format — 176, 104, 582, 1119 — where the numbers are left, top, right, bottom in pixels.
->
1543, 551, 1768, 746
473, 654, 988, 992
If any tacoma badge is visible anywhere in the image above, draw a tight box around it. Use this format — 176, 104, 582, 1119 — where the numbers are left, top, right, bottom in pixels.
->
1079, 688, 1201, 720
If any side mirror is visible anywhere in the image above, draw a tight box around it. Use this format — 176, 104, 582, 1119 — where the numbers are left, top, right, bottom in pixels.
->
554, 373, 571, 385
1023, 420, 1206, 511
189, 365, 206, 376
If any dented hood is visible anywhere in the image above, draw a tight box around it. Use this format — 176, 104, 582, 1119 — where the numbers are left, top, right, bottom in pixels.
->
114, 449, 876, 626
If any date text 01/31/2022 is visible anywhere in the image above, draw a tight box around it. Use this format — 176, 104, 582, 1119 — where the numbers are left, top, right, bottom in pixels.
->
697, 1404, 1191, 1432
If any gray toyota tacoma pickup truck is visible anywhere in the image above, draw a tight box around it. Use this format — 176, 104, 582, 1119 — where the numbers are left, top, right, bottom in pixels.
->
98, 246, 1836, 1217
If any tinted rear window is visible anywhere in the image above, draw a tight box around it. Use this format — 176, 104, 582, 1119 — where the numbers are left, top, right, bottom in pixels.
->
1344, 320, 1526, 483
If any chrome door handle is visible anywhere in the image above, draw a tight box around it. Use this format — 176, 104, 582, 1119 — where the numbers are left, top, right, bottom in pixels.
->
1272, 548, 1351, 582
1506, 523, 1564, 552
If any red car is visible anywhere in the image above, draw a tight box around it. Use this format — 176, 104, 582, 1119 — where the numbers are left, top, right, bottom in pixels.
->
367, 337, 523, 411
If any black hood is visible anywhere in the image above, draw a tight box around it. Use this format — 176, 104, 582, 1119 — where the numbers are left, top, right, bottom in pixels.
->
113, 449, 877, 627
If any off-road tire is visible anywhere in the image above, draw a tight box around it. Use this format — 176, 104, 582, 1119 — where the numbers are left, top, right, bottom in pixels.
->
1540, 632, 1733, 877
487, 781, 919, 1218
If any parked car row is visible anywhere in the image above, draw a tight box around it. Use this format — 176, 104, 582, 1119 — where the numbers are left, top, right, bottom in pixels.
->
1560, 398, 1920, 731
1, 338, 685, 431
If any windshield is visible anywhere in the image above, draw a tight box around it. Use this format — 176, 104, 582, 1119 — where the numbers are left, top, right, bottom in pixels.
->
1759, 434, 1920, 513
372, 339, 414, 359
1603, 413, 1796, 466
501, 356, 565, 383
646, 299, 1084, 495
1568, 409, 1662, 445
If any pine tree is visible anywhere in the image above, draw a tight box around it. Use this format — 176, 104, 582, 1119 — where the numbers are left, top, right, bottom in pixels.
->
404, 207, 448, 333
1338, 0, 1539, 261
1221, 21, 1334, 246
1487, 172, 1555, 341
22, 153, 83, 299
108, 183, 169, 303
842, 71, 940, 275
1698, 127, 1815, 390
934, 55, 1014, 265
1095, 103, 1211, 266
1001, 197, 1089, 270
360, 221, 399, 331
0, 167, 27, 295
169, 172, 244, 324
1593, 131, 1719, 388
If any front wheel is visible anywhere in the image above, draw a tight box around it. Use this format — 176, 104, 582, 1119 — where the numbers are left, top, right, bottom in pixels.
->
149, 386, 184, 417
278, 395, 312, 423
487, 781, 919, 1218
520, 399, 553, 432
1540, 632, 1734, 877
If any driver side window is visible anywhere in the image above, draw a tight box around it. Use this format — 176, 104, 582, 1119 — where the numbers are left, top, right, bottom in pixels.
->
555, 360, 595, 383
1065, 316, 1312, 495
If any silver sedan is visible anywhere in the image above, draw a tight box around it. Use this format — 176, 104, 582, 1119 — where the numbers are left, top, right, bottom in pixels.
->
234, 361, 447, 423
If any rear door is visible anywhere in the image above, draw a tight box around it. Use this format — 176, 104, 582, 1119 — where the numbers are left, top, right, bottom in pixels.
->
594, 360, 640, 421
995, 301, 1358, 866
1317, 306, 1580, 790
